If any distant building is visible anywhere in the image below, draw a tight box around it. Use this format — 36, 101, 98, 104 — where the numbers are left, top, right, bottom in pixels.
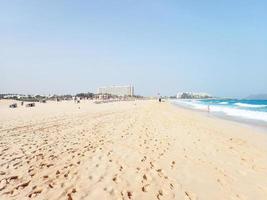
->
3, 94, 27, 99
97, 85, 134, 97
177, 92, 212, 99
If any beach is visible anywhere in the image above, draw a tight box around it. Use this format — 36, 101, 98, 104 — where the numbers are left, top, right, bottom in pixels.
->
0, 100, 267, 200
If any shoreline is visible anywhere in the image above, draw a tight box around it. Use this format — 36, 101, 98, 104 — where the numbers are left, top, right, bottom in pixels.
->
170, 100, 267, 133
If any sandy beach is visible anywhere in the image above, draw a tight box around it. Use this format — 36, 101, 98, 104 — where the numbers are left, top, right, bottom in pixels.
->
0, 99, 267, 200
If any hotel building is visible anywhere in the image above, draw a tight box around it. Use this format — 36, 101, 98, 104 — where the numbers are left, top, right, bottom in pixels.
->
97, 85, 134, 97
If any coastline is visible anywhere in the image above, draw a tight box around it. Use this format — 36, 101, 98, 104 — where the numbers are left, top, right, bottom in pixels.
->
170, 99, 267, 132
1, 99, 267, 199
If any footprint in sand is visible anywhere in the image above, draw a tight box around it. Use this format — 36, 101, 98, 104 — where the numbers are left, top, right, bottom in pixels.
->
141, 156, 147, 162
143, 174, 147, 181
171, 161, 176, 169
141, 184, 149, 192
185, 191, 197, 200
156, 189, 163, 200
150, 162, 154, 169
28, 188, 42, 198
127, 191, 133, 199
67, 193, 73, 200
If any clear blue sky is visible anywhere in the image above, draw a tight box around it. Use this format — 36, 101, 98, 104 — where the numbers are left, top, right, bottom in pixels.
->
1, 0, 266, 97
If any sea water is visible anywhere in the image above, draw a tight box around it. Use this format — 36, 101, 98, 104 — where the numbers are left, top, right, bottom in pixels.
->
171, 99, 267, 123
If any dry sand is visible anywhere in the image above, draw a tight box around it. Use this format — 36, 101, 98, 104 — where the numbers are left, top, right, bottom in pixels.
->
0, 99, 267, 200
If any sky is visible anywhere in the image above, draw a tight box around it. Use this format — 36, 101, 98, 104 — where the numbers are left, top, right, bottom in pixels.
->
1, 0, 267, 98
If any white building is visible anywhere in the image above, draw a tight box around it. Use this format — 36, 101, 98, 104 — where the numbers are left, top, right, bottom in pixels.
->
97, 85, 134, 97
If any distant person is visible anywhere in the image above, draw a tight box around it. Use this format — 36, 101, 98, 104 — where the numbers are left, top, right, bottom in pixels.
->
159, 98, 161, 102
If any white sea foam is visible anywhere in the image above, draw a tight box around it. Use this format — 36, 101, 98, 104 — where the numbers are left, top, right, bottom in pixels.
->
171, 100, 267, 122
172, 100, 208, 110
219, 102, 228, 105
234, 103, 267, 108
210, 106, 267, 122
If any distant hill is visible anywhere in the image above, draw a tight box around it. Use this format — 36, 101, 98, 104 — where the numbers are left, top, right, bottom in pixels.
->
176, 92, 212, 99
246, 94, 267, 100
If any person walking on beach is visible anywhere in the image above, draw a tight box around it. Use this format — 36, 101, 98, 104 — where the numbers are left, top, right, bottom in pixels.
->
157, 92, 161, 102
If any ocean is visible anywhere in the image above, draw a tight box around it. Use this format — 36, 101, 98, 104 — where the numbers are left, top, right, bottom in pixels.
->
171, 99, 267, 124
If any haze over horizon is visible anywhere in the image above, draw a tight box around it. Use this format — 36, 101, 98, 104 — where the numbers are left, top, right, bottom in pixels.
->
1, 0, 267, 98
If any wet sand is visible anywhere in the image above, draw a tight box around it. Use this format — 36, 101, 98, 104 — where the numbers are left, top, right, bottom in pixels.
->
0, 100, 267, 200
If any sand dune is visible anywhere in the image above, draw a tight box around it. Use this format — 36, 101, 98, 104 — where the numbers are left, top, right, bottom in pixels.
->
0, 100, 267, 200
